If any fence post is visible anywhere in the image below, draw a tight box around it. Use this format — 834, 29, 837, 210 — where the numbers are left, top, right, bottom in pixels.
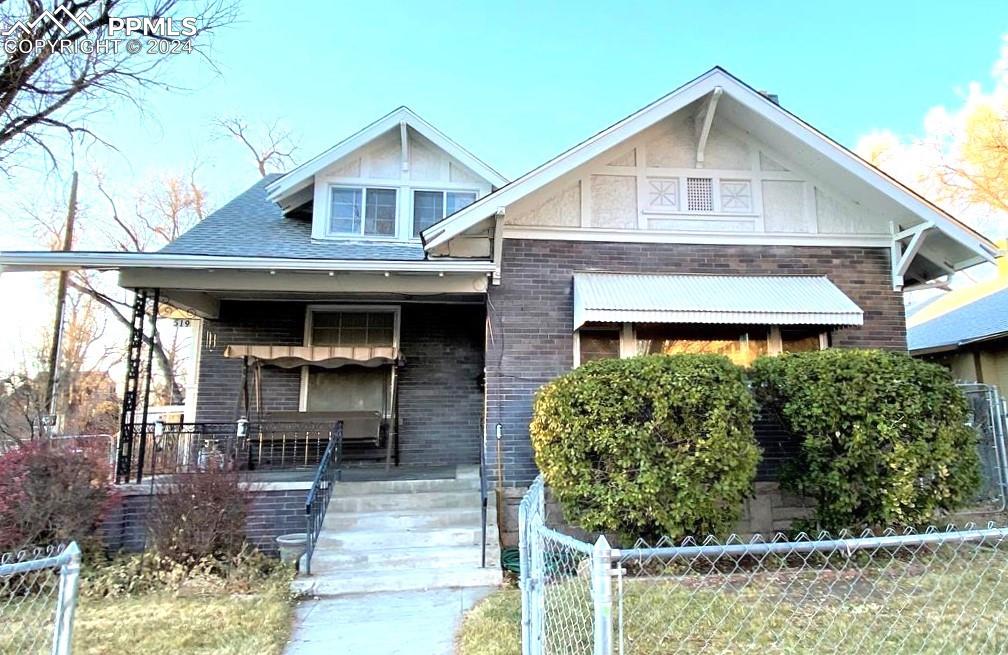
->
592, 535, 614, 655
51, 542, 81, 655
519, 496, 531, 655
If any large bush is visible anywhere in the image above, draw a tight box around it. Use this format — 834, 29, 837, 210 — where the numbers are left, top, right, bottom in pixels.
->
530, 354, 760, 541
149, 469, 249, 564
0, 440, 115, 553
751, 349, 980, 531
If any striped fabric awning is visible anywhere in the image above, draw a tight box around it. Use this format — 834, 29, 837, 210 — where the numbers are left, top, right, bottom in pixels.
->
573, 273, 864, 329
222, 344, 399, 369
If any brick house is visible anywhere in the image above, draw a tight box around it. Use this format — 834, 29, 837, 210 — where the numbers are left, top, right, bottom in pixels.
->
1, 68, 1000, 588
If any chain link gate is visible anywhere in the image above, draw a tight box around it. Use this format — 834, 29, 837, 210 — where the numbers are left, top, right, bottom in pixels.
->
0, 542, 82, 655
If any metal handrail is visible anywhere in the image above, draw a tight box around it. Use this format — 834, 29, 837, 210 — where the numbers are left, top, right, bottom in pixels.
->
479, 425, 488, 568
304, 421, 343, 575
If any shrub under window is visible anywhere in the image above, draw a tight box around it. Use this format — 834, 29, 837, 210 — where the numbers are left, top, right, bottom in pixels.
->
530, 354, 760, 542
751, 349, 981, 531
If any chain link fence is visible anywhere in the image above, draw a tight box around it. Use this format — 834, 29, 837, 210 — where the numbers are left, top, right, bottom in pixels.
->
520, 382, 1008, 654
0, 543, 82, 655
521, 476, 1008, 655
959, 383, 1008, 512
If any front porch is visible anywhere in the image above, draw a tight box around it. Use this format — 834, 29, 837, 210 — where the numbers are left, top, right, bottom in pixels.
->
115, 294, 488, 484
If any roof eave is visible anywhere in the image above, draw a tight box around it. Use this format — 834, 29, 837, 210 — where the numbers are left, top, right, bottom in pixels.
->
0, 251, 497, 274
267, 107, 507, 204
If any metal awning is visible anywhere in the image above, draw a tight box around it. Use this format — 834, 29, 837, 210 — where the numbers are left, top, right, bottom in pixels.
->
573, 273, 864, 328
222, 344, 400, 369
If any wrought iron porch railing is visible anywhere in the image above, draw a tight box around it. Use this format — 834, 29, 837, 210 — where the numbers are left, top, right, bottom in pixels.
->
117, 421, 342, 482
304, 421, 343, 575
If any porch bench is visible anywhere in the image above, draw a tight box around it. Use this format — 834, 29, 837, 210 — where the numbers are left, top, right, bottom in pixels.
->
259, 411, 385, 446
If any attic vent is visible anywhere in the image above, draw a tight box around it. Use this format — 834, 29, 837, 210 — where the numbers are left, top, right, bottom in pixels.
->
686, 177, 714, 212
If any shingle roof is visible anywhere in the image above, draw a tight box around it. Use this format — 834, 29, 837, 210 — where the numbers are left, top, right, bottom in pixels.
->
907, 287, 1008, 352
159, 175, 426, 261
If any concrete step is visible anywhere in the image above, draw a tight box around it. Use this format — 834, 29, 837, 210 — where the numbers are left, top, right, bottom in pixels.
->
319, 527, 491, 550
331, 477, 481, 497
308, 544, 501, 573
326, 490, 482, 513
293, 565, 502, 596
323, 507, 495, 531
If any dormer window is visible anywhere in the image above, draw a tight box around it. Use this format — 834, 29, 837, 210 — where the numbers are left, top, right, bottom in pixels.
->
329, 186, 397, 237
412, 190, 477, 238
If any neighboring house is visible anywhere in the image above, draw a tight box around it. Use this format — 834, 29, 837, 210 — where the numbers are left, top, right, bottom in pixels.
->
0, 67, 1001, 560
908, 244, 1008, 392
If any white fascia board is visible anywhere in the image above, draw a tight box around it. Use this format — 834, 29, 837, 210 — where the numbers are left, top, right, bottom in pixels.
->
0, 251, 497, 274
266, 107, 507, 203
422, 67, 1000, 268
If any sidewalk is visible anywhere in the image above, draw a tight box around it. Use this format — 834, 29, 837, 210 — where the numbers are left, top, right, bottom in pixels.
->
284, 586, 495, 655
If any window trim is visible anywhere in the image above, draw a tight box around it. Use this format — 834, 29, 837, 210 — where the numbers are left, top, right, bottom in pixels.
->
298, 304, 402, 412
327, 184, 399, 239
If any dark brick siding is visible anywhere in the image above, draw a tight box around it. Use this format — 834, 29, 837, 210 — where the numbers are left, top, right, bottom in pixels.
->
102, 487, 307, 556
194, 301, 484, 468
485, 239, 908, 487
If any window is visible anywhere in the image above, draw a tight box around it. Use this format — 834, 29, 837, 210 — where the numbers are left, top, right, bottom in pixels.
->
578, 327, 621, 364
329, 186, 397, 237
413, 190, 477, 237
311, 311, 395, 347
780, 327, 828, 353
637, 324, 769, 367
303, 307, 398, 415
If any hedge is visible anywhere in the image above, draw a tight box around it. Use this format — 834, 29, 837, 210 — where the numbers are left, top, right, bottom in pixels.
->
750, 349, 980, 531
530, 354, 759, 542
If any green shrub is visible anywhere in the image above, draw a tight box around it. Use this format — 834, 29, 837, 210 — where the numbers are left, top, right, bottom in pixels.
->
530, 354, 760, 542
750, 349, 981, 531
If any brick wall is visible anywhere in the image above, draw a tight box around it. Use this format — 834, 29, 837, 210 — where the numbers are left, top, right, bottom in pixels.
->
195, 301, 484, 468
485, 239, 907, 488
196, 301, 304, 422
102, 484, 309, 556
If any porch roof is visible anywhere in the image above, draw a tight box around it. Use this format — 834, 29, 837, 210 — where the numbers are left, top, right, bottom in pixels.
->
573, 273, 864, 328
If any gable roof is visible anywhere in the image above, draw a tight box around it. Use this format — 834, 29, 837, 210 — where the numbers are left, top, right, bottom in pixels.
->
421, 67, 999, 277
907, 285, 1008, 353
160, 175, 426, 261
265, 106, 508, 204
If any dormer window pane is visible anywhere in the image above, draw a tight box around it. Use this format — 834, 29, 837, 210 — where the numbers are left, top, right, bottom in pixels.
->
446, 191, 477, 215
412, 190, 478, 238
329, 187, 362, 234
365, 188, 397, 236
413, 191, 444, 238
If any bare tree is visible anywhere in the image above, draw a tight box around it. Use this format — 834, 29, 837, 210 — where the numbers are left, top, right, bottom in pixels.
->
29, 168, 208, 403
0, 291, 119, 445
216, 116, 297, 176
0, 0, 239, 169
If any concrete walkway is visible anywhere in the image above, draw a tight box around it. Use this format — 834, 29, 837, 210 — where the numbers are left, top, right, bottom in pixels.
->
284, 586, 496, 655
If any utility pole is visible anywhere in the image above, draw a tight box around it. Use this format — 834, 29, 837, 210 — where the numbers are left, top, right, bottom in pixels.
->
45, 171, 79, 428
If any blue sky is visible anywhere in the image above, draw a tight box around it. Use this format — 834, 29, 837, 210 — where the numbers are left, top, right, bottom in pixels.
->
16, 0, 1006, 208
0, 0, 1006, 370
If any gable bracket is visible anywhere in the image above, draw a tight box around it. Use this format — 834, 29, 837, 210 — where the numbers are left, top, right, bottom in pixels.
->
694, 86, 723, 168
400, 121, 409, 174
890, 221, 935, 290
